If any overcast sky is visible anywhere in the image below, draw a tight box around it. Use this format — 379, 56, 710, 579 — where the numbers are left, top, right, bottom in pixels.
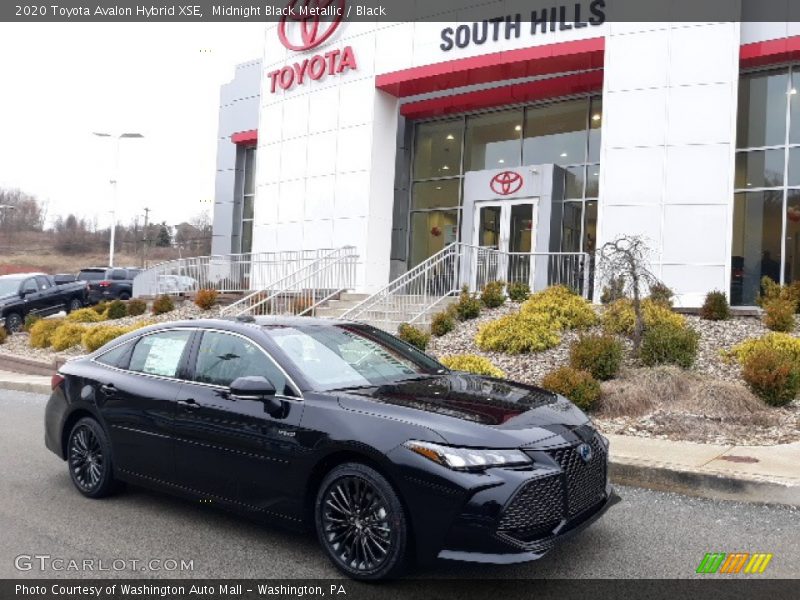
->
0, 23, 265, 229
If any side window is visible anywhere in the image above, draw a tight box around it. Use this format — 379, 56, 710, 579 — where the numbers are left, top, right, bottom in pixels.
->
110, 269, 127, 280
21, 278, 38, 294
35, 276, 50, 290
129, 330, 193, 378
95, 340, 134, 369
193, 331, 293, 395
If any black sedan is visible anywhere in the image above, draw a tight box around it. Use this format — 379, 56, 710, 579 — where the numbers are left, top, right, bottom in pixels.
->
44, 317, 618, 580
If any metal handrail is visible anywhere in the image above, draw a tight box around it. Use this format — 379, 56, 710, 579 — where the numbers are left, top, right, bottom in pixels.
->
340, 243, 589, 332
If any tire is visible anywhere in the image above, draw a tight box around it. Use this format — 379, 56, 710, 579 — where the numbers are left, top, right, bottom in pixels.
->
66, 417, 122, 499
315, 463, 409, 581
5, 312, 23, 333
66, 298, 82, 313
118, 292, 130, 301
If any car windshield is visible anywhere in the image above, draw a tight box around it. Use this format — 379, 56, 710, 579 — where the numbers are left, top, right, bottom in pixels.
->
77, 271, 105, 281
0, 278, 23, 296
264, 324, 445, 391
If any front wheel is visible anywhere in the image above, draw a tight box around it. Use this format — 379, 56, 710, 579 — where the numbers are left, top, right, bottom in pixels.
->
4, 312, 22, 333
315, 463, 409, 581
67, 298, 82, 313
67, 417, 121, 498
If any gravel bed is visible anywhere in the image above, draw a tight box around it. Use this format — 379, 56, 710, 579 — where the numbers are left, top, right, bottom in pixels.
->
0, 300, 223, 363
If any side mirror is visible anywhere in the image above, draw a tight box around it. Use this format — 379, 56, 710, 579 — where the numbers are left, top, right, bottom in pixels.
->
229, 376, 282, 416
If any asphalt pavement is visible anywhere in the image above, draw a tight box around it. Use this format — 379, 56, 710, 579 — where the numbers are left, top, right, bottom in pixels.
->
1, 389, 798, 580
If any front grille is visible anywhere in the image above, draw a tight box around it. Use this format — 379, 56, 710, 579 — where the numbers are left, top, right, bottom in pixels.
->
551, 437, 607, 517
496, 474, 563, 540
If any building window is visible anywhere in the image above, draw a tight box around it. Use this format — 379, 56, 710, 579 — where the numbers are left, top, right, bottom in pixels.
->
241, 147, 256, 254
732, 68, 800, 305
408, 96, 601, 267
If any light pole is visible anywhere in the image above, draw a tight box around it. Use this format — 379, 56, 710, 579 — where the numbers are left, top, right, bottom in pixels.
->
93, 132, 143, 267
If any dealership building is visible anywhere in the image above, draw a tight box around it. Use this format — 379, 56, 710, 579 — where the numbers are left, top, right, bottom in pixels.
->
211, 8, 800, 307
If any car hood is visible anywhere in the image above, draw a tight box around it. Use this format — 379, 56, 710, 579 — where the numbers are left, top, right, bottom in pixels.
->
0, 292, 18, 304
336, 373, 591, 448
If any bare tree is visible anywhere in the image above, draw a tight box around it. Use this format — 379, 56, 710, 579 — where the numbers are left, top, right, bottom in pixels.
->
597, 235, 660, 349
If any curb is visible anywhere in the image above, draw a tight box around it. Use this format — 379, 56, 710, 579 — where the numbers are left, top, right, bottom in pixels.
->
609, 460, 800, 508
0, 380, 52, 395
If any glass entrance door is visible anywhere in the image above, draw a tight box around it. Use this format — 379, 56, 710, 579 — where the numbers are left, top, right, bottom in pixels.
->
473, 200, 537, 287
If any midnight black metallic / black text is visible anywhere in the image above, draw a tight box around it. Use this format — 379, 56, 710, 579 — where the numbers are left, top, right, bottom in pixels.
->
440, 1, 606, 51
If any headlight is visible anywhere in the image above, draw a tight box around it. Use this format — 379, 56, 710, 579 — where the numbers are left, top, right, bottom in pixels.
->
403, 440, 532, 471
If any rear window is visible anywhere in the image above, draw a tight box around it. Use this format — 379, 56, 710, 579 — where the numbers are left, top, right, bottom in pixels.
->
77, 270, 106, 281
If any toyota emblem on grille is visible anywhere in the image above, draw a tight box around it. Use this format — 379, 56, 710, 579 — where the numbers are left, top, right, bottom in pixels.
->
578, 443, 593, 463
489, 170, 523, 196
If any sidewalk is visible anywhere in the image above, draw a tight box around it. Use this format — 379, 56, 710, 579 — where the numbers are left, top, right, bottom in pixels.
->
608, 434, 800, 507
0, 370, 797, 506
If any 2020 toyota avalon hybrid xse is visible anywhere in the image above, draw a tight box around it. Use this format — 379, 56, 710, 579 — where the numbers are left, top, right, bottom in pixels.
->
45, 317, 619, 580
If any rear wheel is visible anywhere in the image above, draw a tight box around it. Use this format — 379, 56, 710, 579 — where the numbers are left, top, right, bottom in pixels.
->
315, 463, 408, 580
67, 417, 121, 498
67, 298, 82, 313
4, 312, 22, 333
118, 292, 130, 301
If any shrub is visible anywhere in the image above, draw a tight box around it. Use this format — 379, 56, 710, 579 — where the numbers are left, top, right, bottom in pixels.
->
440, 354, 505, 378
648, 282, 674, 308
105, 299, 127, 320
700, 290, 730, 321
0, 327, 7, 344
151, 294, 175, 315
397, 323, 430, 351
194, 288, 218, 310
757, 276, 800, 311
92, 301, 109, 315
741, 347, 800, 407
24, 314, 41, 332
475, 312, 561, 355
541, 367, 600, 411
453, 286, 481, 321
480, 281, 506, 308
569, 334, 623, 381
126, 298, 147, 316
600, 276, 625, 305
430, 310, 455, 337
763, 298, 796, 332
602, 298, 685, 336
521, 285, 597, 330
82, 325, 133, 353
728, 332, 800, 366
639, 323, 699, 369
29, 318, 65, 348
66, 307, 105, 323
51, 323, 88, 351
507, 281, 531, 303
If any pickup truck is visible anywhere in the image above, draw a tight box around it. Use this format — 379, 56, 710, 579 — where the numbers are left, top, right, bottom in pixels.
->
77, 266, 142, 303
0, 273, 89, 332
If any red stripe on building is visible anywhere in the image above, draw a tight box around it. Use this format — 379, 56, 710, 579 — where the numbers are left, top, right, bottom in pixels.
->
741, 35, 800, 68
231, 129, 258, 145
400, 70, 603, 119
376, 37, 605, 98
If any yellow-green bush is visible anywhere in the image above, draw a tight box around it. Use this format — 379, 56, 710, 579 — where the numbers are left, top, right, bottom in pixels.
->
506, 281, 531, 303
480, 281, 506, 308
475, 311, 561, 355
397, 323, 430, 351
430, 310, 455, 337
51, 323, 88, 351
66, 307, 105, 323
727, 333, 800, 366
541, 367, 600, 411
741, 346, 800, 407
439, 354, 505, 378
0, 327, 7, 344
105, 299, 128, 320
82, 325, 134, 353
29, 319, 65, 348
763, 298, 796, 332
125, 298, 147, 316
601, 298, 685, 336
194, 288, 219, 310
569, 334, 623, 381
639, 323, 699, 369
151, 294, 175, 315
521, 285, 597, 330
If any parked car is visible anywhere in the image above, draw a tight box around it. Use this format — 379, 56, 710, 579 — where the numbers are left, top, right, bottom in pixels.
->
77, 267, 142, 303
0, 273, 89, 332
44, 317, 618, 580
53, 273, 77, 285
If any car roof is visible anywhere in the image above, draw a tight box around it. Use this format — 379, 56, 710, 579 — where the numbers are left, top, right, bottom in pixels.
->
0, 272, 45, 279
138, 316, 353, 332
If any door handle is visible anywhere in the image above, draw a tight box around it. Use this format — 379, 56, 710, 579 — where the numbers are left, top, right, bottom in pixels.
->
99, 383, 115, 395
179, 398, 200, 410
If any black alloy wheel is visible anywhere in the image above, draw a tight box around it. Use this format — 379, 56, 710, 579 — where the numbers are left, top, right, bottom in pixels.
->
316, 463, 408, 580
5, 312, 22, 333
67, 418, 119, 498
67, 298, 82, 313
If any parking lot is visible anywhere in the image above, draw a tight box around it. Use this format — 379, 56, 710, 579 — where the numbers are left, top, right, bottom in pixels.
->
1, 389, 798, 581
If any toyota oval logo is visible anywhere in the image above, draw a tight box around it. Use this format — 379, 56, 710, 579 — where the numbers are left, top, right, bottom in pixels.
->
489, 171, 523, 196
278, 0, 345, 52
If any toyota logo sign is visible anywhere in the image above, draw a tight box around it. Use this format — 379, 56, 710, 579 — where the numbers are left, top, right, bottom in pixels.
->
278, 0, 345, 52
490, 171, 523, 196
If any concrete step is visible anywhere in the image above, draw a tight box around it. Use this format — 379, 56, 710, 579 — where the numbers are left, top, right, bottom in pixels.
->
339, 293, 370, 302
